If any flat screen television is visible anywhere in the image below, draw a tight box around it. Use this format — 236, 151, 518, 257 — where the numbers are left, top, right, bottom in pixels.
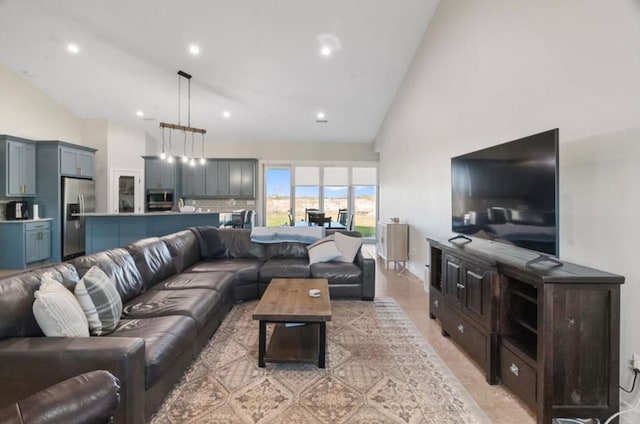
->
451, 129, 559, 256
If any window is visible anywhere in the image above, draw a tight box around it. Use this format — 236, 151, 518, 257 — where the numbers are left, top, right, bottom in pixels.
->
294, 167, 320, 222
262, 163, 378, 238
265, 167, 291, 227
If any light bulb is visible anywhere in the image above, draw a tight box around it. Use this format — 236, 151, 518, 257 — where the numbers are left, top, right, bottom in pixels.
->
189, 158, 196, 167
160, 152, 167, 160
199, 157, 206, 165
181, 155, 188, 163
167, 156, 174, 164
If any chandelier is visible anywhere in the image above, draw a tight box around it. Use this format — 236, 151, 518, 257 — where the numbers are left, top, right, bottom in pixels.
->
159, 70, 207, 166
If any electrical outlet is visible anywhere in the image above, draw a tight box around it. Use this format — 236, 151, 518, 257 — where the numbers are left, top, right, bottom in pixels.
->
632, 353, 640, 371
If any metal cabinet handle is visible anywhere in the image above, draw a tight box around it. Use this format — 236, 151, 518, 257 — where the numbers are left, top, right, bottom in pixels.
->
457, 324, 464, 333
456, 283, 465, 289
433, 300, 439, 308
510, 363, 519, 376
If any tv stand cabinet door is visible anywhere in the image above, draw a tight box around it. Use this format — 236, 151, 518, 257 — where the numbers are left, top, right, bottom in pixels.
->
461, 263, 493, 328
442, 254, 462, 306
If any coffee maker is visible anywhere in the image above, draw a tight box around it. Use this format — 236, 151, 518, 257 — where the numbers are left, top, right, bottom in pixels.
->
6, 201, 27, 220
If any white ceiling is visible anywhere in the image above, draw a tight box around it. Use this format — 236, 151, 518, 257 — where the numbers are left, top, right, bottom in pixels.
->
0, 0, 437, 143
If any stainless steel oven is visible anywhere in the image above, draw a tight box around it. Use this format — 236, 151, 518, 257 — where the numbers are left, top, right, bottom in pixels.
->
146, 189, 174, 211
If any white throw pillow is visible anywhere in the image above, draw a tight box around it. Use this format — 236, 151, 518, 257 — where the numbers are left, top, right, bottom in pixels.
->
33, 274, 89, 337
75, 266, 123, 335
333, 232, 363, 263
307, 236, 342, 264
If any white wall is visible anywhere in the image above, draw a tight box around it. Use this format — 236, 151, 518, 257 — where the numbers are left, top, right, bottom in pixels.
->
146, 134, 378, 162
0, 64, 83, 142
82, 120, 109, 212
375, 0, 640, 417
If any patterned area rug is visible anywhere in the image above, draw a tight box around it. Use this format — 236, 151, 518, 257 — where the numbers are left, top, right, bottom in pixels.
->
151, 298, 491, 424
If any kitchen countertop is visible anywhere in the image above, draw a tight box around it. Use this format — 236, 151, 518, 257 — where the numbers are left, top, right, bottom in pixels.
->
76, 212, 222, 217
0, 218, 53, 224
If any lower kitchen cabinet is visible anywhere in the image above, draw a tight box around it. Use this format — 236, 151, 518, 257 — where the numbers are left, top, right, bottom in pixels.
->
0, 219, 52, 269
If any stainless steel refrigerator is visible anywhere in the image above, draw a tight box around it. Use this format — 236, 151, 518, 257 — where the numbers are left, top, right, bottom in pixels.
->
62, 177, 95, 260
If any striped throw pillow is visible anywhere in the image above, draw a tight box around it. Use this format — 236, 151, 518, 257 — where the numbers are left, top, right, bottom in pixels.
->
33, 274, 89, 337
75, 266, 123, 335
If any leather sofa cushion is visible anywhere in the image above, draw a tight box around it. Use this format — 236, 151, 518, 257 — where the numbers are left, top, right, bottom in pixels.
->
265, 242, 309, 259
151, 271, 235, 304
110, 316, 197, 389
126, 238, 177, 290
161, 230, 201, 272
122, 289, 221, 330
0, 370, 121, 424
186, 259, 263, 286
217, 229, 266, 259
310, 262, 363, 285
0, 263, 80, 339
71, 249, 143, 304
259, 259, 310, 283
190, 226, 225, 259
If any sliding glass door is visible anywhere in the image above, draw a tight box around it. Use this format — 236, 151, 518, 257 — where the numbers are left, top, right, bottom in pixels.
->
265, 167, 291, 227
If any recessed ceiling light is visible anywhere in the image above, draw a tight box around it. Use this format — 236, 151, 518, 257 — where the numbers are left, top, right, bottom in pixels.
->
317, 111, 326, 120
67, 43, 79, 54
320, 46, 332, 57
189, 45, 200, 55
136, 110, 144, 117
222, 111, 231, 119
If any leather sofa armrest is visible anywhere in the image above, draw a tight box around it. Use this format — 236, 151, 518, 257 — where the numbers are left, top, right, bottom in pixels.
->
0, 337, 145, 424
355, 248, 376, 300
0, 370, 120, 424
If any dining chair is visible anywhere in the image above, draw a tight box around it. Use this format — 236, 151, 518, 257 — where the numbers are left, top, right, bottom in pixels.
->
347, 214, 355, 231
308, 212, 326, 226
337, 209, 348, 226
305, 208, 321, 223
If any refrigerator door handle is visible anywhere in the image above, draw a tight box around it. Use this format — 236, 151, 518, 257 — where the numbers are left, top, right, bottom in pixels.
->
80, 194, 84, 214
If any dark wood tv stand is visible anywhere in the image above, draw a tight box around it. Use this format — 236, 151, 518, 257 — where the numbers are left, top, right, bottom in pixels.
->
427, 237, 624, 424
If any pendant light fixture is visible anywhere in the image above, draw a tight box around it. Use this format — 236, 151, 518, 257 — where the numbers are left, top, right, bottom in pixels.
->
160, 70, 207, 163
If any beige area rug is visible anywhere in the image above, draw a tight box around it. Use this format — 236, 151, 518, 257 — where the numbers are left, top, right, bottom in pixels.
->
151, 298, 491, 424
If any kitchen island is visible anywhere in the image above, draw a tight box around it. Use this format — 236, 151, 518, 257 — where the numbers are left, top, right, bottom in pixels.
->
81, 212, 223, 254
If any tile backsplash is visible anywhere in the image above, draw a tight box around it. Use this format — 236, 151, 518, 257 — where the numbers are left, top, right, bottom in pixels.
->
184, 198, 256, 212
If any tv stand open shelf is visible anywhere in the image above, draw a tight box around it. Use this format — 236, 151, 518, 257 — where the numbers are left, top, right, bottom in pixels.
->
427, 237, 624, 424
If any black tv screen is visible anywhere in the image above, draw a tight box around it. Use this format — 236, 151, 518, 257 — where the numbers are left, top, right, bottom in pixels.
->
451, 129, 559, 256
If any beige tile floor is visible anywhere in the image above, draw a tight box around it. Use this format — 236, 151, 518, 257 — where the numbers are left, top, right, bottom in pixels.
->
0, 248, 535, 423
370, 246, 535, 424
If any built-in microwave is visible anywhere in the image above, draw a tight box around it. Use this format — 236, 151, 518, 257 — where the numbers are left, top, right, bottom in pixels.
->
146, 189, 174, 211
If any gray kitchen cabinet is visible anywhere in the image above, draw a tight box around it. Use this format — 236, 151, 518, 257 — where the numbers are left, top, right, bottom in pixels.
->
0, 219, 52, 269
0, 136, 36, 197
25, 221, 51, 264
181, 163, 206, 197
229, 160, 256, 198
144, 157, 177, 190
60, 146, 95, 178
205, 160, 230, 197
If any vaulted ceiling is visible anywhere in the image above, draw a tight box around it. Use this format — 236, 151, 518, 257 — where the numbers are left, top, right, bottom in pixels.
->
0, 0, 438, 143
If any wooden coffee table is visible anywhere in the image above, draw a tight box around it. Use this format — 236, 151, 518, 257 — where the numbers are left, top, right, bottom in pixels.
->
252, 278, 332, 368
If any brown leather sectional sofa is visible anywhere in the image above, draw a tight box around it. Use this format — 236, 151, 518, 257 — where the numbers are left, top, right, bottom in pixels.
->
0, 370, 120, 424
0, 227, 374, 424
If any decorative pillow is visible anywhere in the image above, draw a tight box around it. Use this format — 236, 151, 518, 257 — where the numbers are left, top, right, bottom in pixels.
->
74, 266, 123, 335
33, 274, 89, 337
307, 236, 342, 265
333, 232, 363, 263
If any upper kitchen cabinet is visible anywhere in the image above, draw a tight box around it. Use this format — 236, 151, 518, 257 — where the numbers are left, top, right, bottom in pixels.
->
205, 160, 230, 197
181, 163, 206, 197
229, 160, 256, 199
60, 145, 95, 178
144, 157, 177, 191
0, 135, 36, 197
